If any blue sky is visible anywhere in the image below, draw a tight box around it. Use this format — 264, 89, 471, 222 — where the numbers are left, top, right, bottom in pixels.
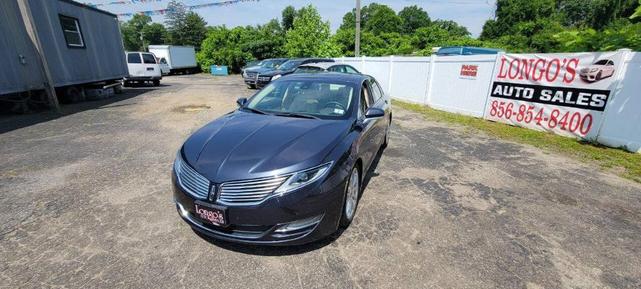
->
87, 0, 497, 37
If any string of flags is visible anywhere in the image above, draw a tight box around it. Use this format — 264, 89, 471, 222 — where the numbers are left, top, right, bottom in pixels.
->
85, 0, 261, 17
87, 0, 164, 8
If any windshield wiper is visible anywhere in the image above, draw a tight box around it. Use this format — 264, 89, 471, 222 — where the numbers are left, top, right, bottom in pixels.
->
274, 112, 320, 120
242, 107, 268, 115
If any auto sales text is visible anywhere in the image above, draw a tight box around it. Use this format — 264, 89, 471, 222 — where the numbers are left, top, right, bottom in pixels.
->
491, 82, 609, 111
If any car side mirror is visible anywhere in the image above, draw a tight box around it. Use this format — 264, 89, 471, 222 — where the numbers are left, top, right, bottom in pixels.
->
364, 107, 385, 119
236, 97, 247, 107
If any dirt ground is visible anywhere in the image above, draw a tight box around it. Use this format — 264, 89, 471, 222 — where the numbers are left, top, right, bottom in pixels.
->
1, 75, 640, 289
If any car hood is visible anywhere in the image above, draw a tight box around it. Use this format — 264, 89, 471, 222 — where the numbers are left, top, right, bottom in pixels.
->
182, 111, 351, 182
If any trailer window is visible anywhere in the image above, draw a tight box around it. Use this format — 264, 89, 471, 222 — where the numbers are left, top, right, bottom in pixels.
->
142, 53, 157, 64
59, 15, 84, 48
127, 53, 141, 64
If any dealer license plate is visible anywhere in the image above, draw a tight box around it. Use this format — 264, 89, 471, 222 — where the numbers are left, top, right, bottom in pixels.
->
194, 201, 227, 226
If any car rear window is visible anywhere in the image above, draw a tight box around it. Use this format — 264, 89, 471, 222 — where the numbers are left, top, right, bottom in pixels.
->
127, 53, 141, 64
142, 53, 157, 64
296, 66, 323, 73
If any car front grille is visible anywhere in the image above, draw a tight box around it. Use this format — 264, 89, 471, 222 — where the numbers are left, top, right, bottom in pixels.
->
218, 175, 289, 205
258, 76, 271, 82
245, 72, 257, 79
175, 155, 210, 199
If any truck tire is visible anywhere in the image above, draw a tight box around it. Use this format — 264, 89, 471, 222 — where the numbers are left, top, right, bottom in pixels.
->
65, 86, 85, 103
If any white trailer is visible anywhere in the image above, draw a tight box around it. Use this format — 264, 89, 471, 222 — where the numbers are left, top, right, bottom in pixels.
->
147, 45, 198, 74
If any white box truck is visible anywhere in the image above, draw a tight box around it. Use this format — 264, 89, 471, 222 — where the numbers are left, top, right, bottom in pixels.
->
148, 45, 198, 74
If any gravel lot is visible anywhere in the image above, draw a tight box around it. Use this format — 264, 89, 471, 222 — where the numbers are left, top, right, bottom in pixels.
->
1, 75, 640, 288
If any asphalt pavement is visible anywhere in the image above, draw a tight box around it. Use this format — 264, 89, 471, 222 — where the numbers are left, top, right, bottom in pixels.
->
1, 75, 640, 288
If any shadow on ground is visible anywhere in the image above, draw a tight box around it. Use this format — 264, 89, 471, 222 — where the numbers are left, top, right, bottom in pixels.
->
0, 87, 157, 134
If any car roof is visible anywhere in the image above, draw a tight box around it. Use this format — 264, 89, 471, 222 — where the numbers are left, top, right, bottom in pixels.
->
280, 72, 369, 84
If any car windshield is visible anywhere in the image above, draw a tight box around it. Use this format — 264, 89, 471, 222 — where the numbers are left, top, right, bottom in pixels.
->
245, 80, 355, 119
260, 60, 283, 69
278, 60, 303, 70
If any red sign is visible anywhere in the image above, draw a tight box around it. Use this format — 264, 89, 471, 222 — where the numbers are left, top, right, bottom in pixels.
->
460, 65, 478, 79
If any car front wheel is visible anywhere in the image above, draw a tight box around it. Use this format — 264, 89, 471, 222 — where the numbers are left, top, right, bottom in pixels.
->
339, 165, 360, 228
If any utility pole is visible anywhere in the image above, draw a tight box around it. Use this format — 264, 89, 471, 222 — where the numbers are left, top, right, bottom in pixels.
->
17, 0, 60, 112
355, 0, 361, 57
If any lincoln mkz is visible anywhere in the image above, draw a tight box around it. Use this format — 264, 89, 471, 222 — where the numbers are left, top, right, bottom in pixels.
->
172, 73, 392, 245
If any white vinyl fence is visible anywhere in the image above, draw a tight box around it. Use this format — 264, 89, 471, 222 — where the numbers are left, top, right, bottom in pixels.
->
336, 50, 641, 153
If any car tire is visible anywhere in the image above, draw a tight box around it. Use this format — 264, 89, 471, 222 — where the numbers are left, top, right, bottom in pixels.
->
596, 71, 602, 81
339, 165, 360, 228
153, 80, 160, 87
247, 84, 256, 89
382, 119, 390, 148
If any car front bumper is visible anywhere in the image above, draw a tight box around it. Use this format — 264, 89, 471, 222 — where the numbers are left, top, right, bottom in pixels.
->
243, 77, 272, 88
172, 170, 347, 246
579, 71, 599, 82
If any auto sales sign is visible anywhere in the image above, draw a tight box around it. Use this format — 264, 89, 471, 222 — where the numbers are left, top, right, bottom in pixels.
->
483, 52, 625, 139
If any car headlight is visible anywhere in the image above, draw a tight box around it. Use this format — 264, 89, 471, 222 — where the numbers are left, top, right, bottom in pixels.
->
274, 162, 333, 196
272, 74, 282, 80
242, 71, 247, 77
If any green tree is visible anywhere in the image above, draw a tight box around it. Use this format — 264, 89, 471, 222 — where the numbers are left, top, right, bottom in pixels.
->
363, 4, 402, 35
165, 0, 187, 33
181, 13, 208, 48
242, 19, 286, 59
120, 14, 152, 51
165, 1, 207, 49
481, 0, 556, 39
284, 5, 333, 57
559, 0, 639, 29
197, 26, 253, 73
282, 6, 297, 31
432, 20, 470, 37
411, 26, 450, 50
142, 23, 167, 45
633, 0, 641, 19
398, 5, 431, 34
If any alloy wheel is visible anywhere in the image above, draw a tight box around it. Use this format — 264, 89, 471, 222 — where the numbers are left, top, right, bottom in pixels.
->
345, 168, 360, 221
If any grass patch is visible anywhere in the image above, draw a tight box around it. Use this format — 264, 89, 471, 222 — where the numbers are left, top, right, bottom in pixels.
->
394, 100, 641, 184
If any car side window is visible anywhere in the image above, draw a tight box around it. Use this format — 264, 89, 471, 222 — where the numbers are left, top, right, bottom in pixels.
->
160, 58, 167, 64
359, 84, 371, 118
345, 66, 359, 74
369, 80, 383, 103
127, 53, 141, 64
329, 65, 345, 73
142, 53, 156, 64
